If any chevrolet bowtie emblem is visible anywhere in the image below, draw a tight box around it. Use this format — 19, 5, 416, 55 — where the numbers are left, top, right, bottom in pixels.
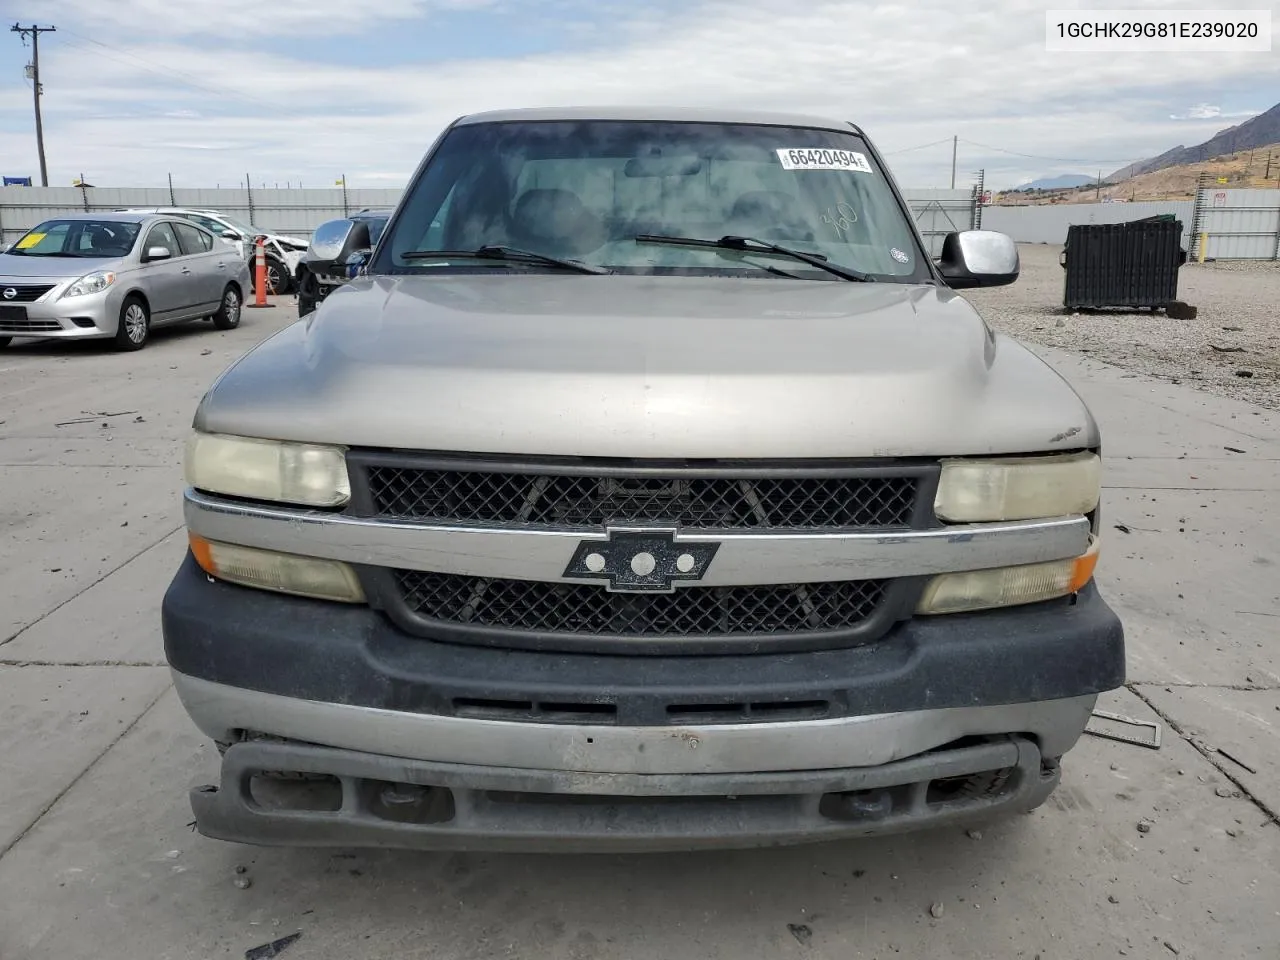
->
564, 528, 720, 594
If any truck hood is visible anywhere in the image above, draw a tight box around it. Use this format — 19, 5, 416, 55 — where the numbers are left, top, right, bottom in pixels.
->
196, 274, 1098, 459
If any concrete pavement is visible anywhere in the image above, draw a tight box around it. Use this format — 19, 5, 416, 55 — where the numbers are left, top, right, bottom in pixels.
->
0, 305, 1277, 959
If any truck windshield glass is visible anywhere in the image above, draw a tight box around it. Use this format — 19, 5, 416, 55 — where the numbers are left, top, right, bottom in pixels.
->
377, 121, 929, 281
8, 219, 142, 258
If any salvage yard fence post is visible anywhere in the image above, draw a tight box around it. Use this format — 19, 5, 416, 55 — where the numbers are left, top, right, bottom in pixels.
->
1189, 173, 1209, 261
971, 169, 985, 230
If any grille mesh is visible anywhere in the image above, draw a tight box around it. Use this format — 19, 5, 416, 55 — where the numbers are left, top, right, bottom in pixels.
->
0, 318, 61, 333
394, 570, 886, 637
366, 468, 917, 530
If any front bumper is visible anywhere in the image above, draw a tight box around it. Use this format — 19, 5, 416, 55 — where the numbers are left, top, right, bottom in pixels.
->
163, 554, 1123, 850
190, 731, 1062, 853
0, 286, 117, 339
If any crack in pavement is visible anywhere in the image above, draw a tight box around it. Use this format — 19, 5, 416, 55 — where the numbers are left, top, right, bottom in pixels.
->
0, 524, 184, 649
0, 463, 175, 468
0, 681, 173, 863
1130, 681, 1280, 692
1103, 486, 1278, 492
1, 660, 166, 668
1125, 682, 1280, 829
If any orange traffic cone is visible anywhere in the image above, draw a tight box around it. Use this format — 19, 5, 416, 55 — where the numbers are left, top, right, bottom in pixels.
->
246, 236, 276, 309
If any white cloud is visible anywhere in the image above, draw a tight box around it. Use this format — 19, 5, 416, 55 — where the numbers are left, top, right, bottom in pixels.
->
1168, 103, 1259, 121
1, 0, 1276, 188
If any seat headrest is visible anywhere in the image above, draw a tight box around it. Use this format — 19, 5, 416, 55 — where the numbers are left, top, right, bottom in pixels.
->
510, 188, 607, 258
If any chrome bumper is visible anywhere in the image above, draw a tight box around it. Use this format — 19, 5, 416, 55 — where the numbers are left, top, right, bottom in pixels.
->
173, 671, 1096, 775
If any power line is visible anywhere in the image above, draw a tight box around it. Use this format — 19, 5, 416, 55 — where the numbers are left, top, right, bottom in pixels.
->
958, 137, 1146, 166
55, 29, 276, 111
884, 137, 953, 155
10, 22, 57, 186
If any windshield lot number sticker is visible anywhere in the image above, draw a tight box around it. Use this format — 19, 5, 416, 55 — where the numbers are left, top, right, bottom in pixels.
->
777, 148, 873, 173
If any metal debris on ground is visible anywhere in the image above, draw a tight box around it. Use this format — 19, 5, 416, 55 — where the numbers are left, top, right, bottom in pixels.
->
1085, 710, 1162, 748
245, 933, 302, 960
1114, 523, 1132, 534
1224, 446, 1247, 454
1209, 344, 1245, 352
1216, 748, 1257, 775
787, 923, 813, 945
1137, 820, 1153, 833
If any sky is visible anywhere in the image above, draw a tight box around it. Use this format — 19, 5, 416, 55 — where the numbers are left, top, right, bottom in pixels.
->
0, 0, 1277, 191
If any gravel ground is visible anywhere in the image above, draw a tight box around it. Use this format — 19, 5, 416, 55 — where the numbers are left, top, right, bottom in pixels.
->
966, 244, 1280, 409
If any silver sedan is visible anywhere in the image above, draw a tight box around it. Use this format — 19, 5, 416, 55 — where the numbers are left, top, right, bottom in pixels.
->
0, 212, 253, 351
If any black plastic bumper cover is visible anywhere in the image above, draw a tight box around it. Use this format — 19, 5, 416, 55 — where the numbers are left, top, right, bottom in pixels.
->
162, 553, 1125, 724
193, 735, 1058, 852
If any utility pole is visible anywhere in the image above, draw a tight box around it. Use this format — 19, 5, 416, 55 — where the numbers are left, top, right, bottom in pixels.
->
11, 23, 56, 187
1096, 169, 1102, 201
950, 136, 957, 189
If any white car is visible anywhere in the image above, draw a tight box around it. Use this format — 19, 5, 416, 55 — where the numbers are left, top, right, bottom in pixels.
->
116, 208, 306, 294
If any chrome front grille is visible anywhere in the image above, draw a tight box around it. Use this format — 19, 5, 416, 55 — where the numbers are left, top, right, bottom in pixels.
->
346, 452, 937, 653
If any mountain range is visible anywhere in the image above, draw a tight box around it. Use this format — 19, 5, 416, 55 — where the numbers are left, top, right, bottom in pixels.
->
1012, 174, 1096, 191
1110, 100, 1280, 180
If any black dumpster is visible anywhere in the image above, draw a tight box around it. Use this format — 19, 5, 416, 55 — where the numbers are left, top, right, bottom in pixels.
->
1060, 215, 1188, 311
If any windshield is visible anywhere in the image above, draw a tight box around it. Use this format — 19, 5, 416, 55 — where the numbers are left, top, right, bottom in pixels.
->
220, 215, 259, 236
375, 120, 929, 281
185, 213, 256, 238
7, 219, 142, 258
365, 217, 388, 247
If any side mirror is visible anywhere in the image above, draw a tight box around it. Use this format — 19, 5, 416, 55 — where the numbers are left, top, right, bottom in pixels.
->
145, 246, 173, 262
223, 230, 242, 241
936, 230, 1019, 289
344, 249, 371, 277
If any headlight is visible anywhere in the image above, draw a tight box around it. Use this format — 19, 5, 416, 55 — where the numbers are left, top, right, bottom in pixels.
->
934, 452, 1100, 523
61, 271, 116, 298
185, 432, 350, 507
189, 534, 365, 603
918, 537, 1099, 615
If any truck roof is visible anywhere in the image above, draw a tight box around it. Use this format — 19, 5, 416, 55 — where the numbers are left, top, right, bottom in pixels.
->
454, 105, 861, 135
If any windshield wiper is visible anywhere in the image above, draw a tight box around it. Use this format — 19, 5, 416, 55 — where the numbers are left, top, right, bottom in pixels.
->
635, 234, 873, 282
400, 245, 608, 275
